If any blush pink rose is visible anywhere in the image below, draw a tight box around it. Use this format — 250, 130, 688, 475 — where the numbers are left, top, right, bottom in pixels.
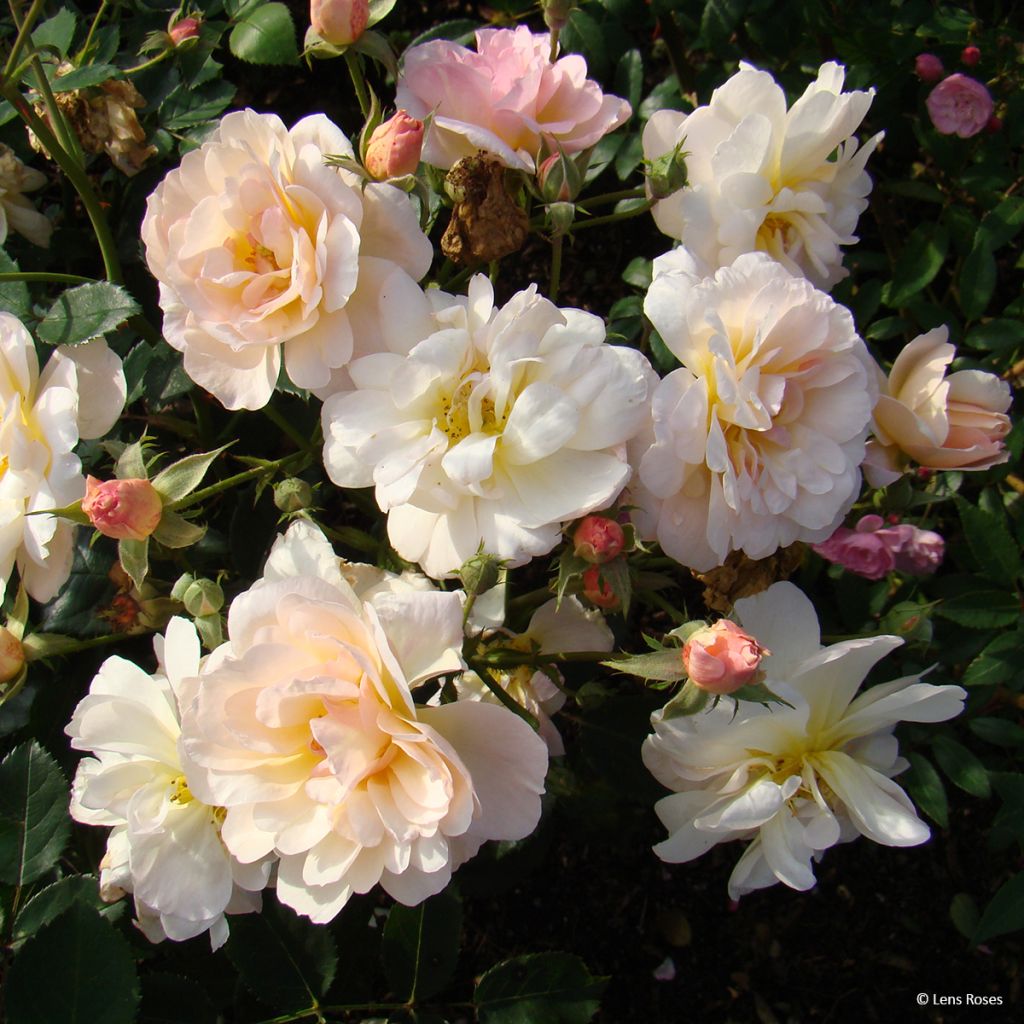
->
813, 515, 895, 580
889, 525, 945, 575
364, 111, 424, 179
926, 74, 994, 137
914, 53, 944, 82
682, 620, 767, 694
82, 477, 163, 541
396, 26, 631, 171
310, 0, 368, 46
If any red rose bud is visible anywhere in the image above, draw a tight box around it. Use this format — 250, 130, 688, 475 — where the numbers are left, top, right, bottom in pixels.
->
573, 515, 625, 563
310, 0, 368, 46
169, 16, 200, 45
364, 111, 424, 179
682, 620, 768, 695
961, 45, 981, 66
0, 626, 25, 683
986, 115, 1003, 133
914, 53, 944, 82
82, 477, 163, 541
582, 565, 619, 610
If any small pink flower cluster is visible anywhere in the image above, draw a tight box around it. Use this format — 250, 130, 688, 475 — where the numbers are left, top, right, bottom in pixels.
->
813, 514, 944, 580
914, 47, 996, 138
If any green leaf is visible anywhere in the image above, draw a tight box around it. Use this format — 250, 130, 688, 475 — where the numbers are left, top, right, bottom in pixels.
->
4, 902, 139, 1024
978, 197, 1024, 251
613, 48, 643, 113
902, 752, 948, 829
160, 80, 237, 131
49, 64, 120, 93
949, 892, 980, 940
959, 234, 997, 321
36, 283, 140, 347
0, 251, 32, 319
152, 444, 231, 503
37, 532, 116, 637
699, 0, 748, 51
956, 497, 1022, 588
969, 718, 1024, 748
562, 8, 608, 79
934, 592, 1020, 629
973, 872, 1024, 944
963, 630, 1024, 688
152, 510, 206, 549
140, 973, 217, 1024
964, 318, 1024, 352
226, 900, 337, 1012
115, 440, 149, 480
932, 735, 990, 799
31, 9, 76, 55
621, 257, 652, 290
659, 679, 710, 719
603, 648, 686, 682
0, 743, 70, 887
230, 2, 299, 65
885, 224, 949, 307
475, 952, 607, 1024
404, 19, 480, 50
382, 888, 462, 1002
351, 29, 398, 77
367, 0, 399, 28
118, 537, 149, 591
12, 876, 120, 950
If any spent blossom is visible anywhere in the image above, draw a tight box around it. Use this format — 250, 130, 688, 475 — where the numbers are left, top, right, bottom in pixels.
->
322, 274, 655, 579
396, 26, 631, 172
643, 582, 966, 899
643, 61, 882, 288
141, 110, 432, 410
926, 74, 993, 137
633, 250, 877, 573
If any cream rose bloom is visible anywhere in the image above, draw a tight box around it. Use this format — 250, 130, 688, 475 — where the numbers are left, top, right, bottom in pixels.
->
0, 144, 52, 247
182, 521, 548, 923
66, 618, 272, 948
634, 250, 877, 572
643, 582, 966, 899
141, 109, 433, 410
644, 61, 882, 289
322, 274, 655, 578
866, 326, 1012, 484
0, 313, 125, 601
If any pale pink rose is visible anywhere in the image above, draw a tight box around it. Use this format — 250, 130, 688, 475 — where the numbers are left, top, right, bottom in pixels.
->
926, 74, 993, 137
396, 26, 631, 171
871, 327, 1011, 473
142, 110, 432, 410
813, 516, 896, 580
682, 619, 767, 694
914, 53, 944, 82
890, 525, 944, 575
364, 111, 423, 179
310, 0, 368, 46
573, 515, 625, 564
82, 477, 163, 541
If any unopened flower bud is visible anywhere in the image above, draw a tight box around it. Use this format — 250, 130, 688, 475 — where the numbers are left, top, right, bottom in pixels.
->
364, 111, 424, 180
986, 114, 1003, 133
183, 578, 224, 618
682, 619, 767, 694
169, 16, 201, 46
0, 626, 25, 683
459, 551, 502, 596
546, 201, 576, 237
310, 0, 368, 47
646, 143, 688, 200
82, 477, 163, 541
537, 152, 582, 203
573, 515, 625, 564
914, 53, 945, 82
961, 45, 981, 66
542, 0, 578, 32
274, 477, 314, 512
582, 565, 619, 610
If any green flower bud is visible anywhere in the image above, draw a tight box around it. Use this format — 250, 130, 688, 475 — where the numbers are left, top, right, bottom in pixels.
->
274, 477, 314, 513
459, 551, 502, 596
183, 578, 224, 618
646, 141, 688, 200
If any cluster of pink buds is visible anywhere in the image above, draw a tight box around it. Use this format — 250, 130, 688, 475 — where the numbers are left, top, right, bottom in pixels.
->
813, 514, 944, 581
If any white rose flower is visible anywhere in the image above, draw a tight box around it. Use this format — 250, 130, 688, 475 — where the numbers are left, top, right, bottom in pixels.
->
644, 61, 882, 289
141, 109, 433, 410
182, 520, 549, 923
642, 582, 966, 899
0, 144, 52, 248
634, 250, 877, 572
66, 618, 271, 949
0, 313, 125, 602
322, 274, 655, 578
456, 596, 614, 755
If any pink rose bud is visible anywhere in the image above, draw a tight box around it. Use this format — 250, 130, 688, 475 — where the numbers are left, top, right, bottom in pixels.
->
169, 17, 201, 45
926, 73, 994, 137
582, 565, 619, 610
573, 515, 625, 564
682, 619, 768, 695
82, 477, 163, 542
364, 111, 424, 179
0, 626, 25, 683
961, 45, 981, 66
892, 526, 945, 575
914, 53, 945, 82
812, 523, 896, 581
310, 0, 368, 47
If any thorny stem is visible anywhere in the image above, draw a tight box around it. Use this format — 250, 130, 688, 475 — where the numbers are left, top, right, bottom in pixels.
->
168, 452, 307, 513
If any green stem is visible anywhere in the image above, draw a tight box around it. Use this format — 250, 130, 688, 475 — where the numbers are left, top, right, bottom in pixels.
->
467, 660, 540, 728
345, 50, 370, 118
122, 47, 174, 76
320, 523, 378, 556
0, 271, 94, 285
548, 25, 559, 63
2, 0, 44, 78
576, 187, 647, 211
78, 0, 110, 61
252, 1004, 414, 1024
263, 402, 316, 452
0, 84, 123, 283
168, 452, 306, 513
549, 232, 563, 301
571, 200, 653, 233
